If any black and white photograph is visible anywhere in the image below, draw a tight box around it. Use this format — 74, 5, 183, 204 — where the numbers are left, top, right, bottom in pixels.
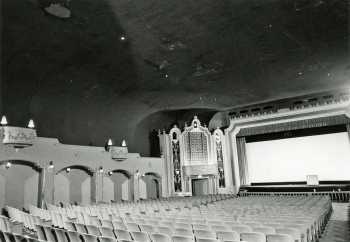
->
0, 0, 349, 242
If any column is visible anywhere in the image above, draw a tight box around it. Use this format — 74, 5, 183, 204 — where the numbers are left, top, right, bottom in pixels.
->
37, 168, 45, 208
42, 166, 55, 207
91, 170, 103, 204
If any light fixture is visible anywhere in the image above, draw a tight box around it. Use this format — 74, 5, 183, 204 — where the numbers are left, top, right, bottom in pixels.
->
48, 161, 54, 169
99, 166, 104, 173
1, 115, 8, 126
105, 138, 113, 151
121, 139, 127, 147
108, 171, 113, 176
66, 167, 71, 173
107, 139, 113, 146
120, 36, 126, 41
28, 119, 35, 129
5, 161, 11, 169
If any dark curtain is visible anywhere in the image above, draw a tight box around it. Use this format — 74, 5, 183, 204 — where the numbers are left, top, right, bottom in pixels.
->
236, 137, 249, 185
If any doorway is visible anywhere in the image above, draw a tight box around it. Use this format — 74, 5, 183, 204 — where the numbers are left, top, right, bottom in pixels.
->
191, 178, 209, 196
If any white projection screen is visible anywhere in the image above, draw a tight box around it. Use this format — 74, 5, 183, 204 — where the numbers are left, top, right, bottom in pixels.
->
246, 132, 350, 183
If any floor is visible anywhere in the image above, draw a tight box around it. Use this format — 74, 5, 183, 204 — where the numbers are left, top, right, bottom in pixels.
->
319, 203, 349, 242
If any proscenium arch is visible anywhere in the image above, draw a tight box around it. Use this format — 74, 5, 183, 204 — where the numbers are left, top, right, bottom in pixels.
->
56, 165, 94, 176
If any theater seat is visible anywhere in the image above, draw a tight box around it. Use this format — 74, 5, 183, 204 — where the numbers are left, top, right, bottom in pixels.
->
240, 232, 266, 242
216, 231, 239, 241
266, 234, 294, 242
149, 233, 172, 242
172, 235, 194, 242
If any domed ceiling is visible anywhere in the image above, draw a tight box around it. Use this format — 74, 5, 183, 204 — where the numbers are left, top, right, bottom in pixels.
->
1, 0, 349, 156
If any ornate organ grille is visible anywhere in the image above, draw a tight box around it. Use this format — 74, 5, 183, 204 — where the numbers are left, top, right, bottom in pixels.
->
184, 132, 208, 162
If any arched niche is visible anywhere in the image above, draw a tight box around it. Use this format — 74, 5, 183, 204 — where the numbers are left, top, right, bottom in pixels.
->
109, 169, 132, 202
0, 160, 42, 210
55, 165, 94, 205
142, 172, 162, 199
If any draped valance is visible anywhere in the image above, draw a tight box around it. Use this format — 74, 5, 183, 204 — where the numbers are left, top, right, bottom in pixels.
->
237, 115, 350, 137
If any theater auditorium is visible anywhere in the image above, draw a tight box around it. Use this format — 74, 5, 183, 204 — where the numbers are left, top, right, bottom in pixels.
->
1, 0, 349, 242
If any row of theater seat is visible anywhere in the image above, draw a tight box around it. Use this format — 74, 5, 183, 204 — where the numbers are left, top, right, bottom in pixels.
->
3, 195, 332, 242
35, 223, 295, 242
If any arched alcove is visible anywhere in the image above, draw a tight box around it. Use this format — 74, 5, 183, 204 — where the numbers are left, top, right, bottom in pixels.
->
0, 160, 41, 210
109, 169, 132, 201
142, 172, 162, 199
55, 165, 94, 205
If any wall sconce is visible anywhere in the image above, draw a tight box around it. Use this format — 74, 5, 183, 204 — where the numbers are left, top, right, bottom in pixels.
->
5, 161, 11, 169
1, 116, 8, 126
48, 161, 54, 169
27, 119, 35, 129
99, 166, 104, 173
66, 167, 71, 173
108, 171, 113, 176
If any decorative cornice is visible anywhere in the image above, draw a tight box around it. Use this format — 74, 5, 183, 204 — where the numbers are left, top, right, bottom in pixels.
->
229, 90, 350, 120
237, 114, 350, 137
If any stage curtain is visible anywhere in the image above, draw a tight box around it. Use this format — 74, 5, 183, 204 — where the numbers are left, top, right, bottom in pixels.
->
346, 123, 350, 140
236, 137, 249, 185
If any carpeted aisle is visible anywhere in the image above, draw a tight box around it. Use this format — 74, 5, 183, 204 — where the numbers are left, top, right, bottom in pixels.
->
319, 203, 349, 242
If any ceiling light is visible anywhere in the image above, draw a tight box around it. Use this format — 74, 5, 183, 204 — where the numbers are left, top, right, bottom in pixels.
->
120, 36, 126, 41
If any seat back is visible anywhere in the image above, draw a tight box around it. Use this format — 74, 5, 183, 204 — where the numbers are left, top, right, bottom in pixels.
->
81, 233, 98, 242
139, 224, 155, 233
173, 228, 193, 237
194, 229, 217, 239
240, 232, 266, 242
149, 233, 172, 242
86, 225, 101, 236
253, 226, 276, 235
99, 227, 115, 238
130, 231, 151, 242
74, 223, 87, 234
126, 222, 140, 232
99, 237, 117, 242
157, 226, 173, 236
216, 230, 239, 241
66, 231, 81, 242
231, 225, 252, 234
35, 225, 46, 241
266, 234, 294, 242
196, 239, 220, 242
275, 228, 301, 241
114, 229, 132, 241
172, 235, 194, 242
42, 226, 56, 242
53, 228, 69, 242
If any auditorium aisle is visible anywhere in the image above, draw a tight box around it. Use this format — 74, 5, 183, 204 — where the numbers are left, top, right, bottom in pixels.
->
319, 203, 349, 242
